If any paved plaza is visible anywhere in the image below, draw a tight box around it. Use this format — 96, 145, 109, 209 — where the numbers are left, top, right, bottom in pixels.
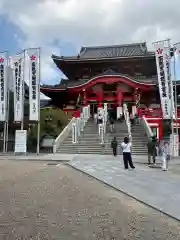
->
69, 155, 180, 221
0, 160, 180, 239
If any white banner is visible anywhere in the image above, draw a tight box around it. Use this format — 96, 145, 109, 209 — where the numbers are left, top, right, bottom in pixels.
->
174, 43, 180, 56
27, 49, 40, 121
117, 106, 123, 119
164, 47, 175, 118
0, 53, 8, 121
132, 106, 137, 117
12, 54, 24, 122
154, 42, 171, 119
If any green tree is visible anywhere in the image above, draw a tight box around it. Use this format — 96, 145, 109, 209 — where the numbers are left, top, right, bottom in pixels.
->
27, 107, 68, 150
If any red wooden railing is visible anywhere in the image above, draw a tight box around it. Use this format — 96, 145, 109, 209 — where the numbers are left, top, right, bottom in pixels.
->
138, 108, 180, 118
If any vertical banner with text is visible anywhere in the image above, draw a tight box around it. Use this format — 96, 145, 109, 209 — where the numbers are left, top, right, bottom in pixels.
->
0, 52, 8, 122
26, 49, 40, 121
164, 46, 175, 118
154, 41, 171, 119
12, 54, 24, 122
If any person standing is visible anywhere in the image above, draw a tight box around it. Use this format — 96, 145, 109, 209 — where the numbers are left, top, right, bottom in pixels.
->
110, 118, 115, 132
161, 141, 170, 171
98, 112, 103, 124
121, 137, 135, 169
111, 137, 118, 156
130, 113, 134, 125
94, 112, 97, 124
147, 136, 157, 166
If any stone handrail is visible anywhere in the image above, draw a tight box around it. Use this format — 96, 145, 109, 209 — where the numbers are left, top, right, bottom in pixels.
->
72, 105, 91, 144
98, 106, 107, 144
123, 104, 132, 141
141, 116, 153, 138
53, 117, 76, 153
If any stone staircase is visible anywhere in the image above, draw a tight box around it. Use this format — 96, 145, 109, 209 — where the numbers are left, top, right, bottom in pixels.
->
131, 123, 148, 155
104, 121, 128, 155
57, 119, 104, 154
104, 120, 148, 155
57, 118, 148, 155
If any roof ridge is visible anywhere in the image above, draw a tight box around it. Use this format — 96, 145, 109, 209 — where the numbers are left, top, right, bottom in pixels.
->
80, 42, 146, 50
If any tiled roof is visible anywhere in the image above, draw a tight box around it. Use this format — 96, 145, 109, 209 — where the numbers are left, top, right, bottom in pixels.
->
79, 42, 152, 59
52, 42, 155, 61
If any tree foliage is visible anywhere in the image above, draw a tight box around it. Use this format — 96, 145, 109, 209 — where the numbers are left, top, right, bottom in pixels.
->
27, 107, 68, 149
2, 92, 69, 150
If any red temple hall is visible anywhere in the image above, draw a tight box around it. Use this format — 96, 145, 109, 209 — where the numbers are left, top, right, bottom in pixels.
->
40, 42, 180, 140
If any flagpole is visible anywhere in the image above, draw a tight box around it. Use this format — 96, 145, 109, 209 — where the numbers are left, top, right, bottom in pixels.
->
173, 43, 180, 135
5, 56, 11, 152
37, 47, 41, 155
166, 40, 174, 143
1, 51, 8, 153
5, 80, 9, 152
174, 49, 178, 135
21, 50, 25, 131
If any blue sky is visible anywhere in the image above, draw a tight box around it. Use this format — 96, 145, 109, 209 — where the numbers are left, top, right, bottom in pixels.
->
0, 15, 180, 85
171, 56, 180, 81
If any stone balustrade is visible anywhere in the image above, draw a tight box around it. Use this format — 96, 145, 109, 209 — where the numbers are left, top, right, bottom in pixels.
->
72, 105, 90, 144
123, 103, 132, 141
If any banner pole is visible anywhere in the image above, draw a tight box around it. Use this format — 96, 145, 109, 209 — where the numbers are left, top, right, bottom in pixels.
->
5, 82, 10, 152
36, 47, 41, 155
173, 44, 179, 135
5, 55, 10, 152
174, 52, 178, 134
167, 39, 175, 158
21, 50, 25, 131
2, 52, 7, 153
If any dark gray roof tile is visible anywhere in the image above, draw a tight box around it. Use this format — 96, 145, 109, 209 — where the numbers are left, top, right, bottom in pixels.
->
52, 42, 155, 62
79, 42, 152, 59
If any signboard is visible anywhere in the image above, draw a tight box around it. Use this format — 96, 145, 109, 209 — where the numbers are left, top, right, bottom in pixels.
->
15, 130, 27, 153
170, 133, 179, 157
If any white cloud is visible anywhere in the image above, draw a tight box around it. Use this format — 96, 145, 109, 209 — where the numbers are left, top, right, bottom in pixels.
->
0, 0, 180, 84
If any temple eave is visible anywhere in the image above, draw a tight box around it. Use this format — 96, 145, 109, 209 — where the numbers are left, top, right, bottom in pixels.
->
52, 54, 155, 63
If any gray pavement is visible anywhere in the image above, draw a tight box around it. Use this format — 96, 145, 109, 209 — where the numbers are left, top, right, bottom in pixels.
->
68, 156, 180, 221
0, 160, 180, 239
0, 152, 179, 165
0, 153, 74, 161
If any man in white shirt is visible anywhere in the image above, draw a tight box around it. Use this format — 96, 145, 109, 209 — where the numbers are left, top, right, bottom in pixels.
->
121, 137, 135, 169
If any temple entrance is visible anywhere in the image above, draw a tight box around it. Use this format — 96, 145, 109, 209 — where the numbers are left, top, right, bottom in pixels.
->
90, 103, 98, 115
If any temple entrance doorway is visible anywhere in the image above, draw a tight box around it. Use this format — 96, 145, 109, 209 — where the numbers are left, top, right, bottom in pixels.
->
108, 108, 116, 121
90, 103, 98, 115
126, 102, 133, 114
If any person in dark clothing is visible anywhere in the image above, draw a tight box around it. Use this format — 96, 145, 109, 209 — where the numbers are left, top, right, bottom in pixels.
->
111, 137, 118, 156
147, 136, 157, 165
130, 113, 134, 125
110, 118, 115, 132
121, 137, 135, 169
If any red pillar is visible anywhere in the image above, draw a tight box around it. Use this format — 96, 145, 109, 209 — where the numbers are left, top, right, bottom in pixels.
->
159, 119, 163, 140
83, 89, 88, 106
133, 88, 141, 108
96, 88, 103, 108
116, 88, 123, 106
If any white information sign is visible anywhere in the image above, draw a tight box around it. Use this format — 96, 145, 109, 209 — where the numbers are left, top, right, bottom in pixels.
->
15, 130, 27, 153
170, 134, 179, 157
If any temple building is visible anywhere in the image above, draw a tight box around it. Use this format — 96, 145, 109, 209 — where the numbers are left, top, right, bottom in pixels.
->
40, 42, 180, 140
